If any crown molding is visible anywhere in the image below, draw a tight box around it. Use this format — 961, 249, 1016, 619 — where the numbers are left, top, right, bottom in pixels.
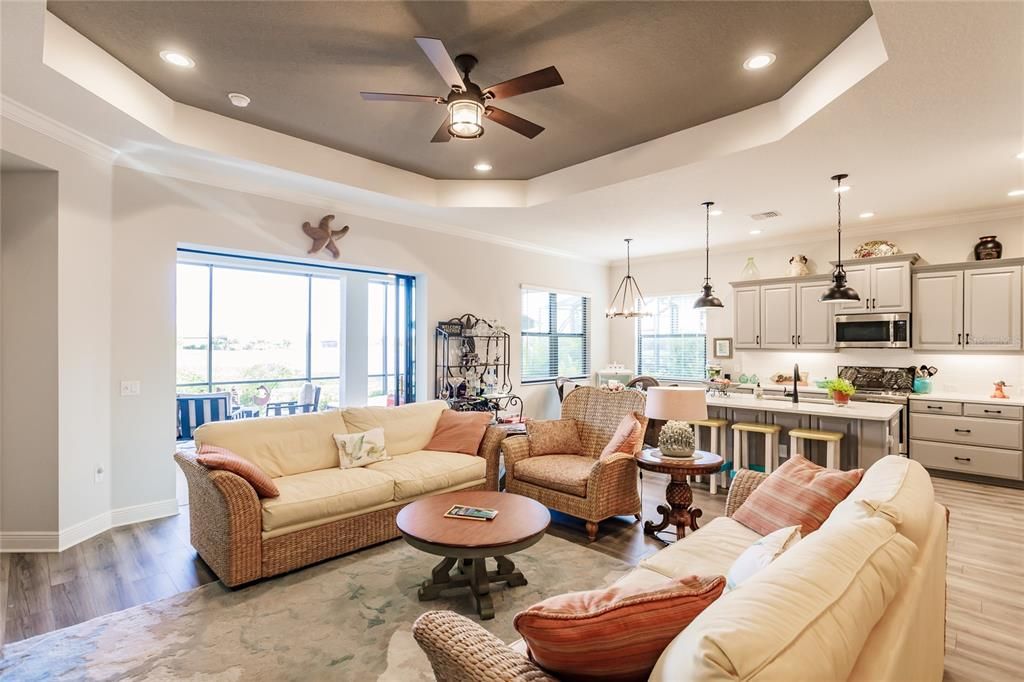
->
1, 95, 119, 163
611, 204, 1024, 268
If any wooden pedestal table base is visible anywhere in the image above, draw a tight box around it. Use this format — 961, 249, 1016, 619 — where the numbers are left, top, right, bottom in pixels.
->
396, 490, 550, 620
635, 450, 723, 543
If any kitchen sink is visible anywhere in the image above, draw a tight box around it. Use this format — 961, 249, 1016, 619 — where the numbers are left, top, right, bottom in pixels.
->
760, 395, 834, 405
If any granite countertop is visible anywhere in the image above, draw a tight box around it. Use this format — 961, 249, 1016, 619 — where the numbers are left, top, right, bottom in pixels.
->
909, 392, 1024, 408
706, 394, 903, 421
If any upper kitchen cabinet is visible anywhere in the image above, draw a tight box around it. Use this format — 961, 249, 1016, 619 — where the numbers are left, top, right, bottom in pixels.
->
913, 263, 1022, 351
964, 266, 1022, 350
836, 255, 917, 313
795, 280, 835, 349
734, 286, 761, 349
760, 283, 797, 348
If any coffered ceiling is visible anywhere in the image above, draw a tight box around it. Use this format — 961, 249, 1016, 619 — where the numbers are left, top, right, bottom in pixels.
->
47, 0, 872, 180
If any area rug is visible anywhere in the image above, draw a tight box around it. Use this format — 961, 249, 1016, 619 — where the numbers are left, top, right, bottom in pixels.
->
1, 534, 632, 681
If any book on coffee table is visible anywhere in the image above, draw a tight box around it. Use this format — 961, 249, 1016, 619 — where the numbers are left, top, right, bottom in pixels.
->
444, 504, 499, 521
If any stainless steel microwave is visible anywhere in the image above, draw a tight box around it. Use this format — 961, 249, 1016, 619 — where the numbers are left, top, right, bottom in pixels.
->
834, 313, 911, 348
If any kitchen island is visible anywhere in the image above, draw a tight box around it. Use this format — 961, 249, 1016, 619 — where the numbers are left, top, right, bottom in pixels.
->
702, 393, 903, 471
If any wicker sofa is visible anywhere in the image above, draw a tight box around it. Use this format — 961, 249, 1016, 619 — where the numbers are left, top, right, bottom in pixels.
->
414, 455, 948, 681
174, 400, 504, 587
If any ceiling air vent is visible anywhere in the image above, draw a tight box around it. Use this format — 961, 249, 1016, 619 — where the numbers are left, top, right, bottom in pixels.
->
750, 211, 781, 221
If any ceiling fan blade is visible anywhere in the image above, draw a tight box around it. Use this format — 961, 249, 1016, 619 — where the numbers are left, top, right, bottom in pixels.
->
484, 66, 563, 100
485, 106, 544, 139
414, 36, 465, 91
360, 92, 441, 103
430, 117, 452, 143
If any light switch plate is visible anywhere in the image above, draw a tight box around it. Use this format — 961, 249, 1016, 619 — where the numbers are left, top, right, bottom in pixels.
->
120, 380, 141, 396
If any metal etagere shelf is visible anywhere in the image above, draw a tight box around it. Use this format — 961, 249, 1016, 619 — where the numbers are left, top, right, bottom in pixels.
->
434, 313, 523, 422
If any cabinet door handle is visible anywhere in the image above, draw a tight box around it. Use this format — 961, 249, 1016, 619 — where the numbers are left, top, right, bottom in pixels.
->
957, 333, 962, 345
756, 335, 760, 345
984, 409, 1002, 414
965, 333, 970, 345
953, 428, 972, 434
792, 335, 795, 345
953, 456, 972, 463
872, 298, 876, 309
797, 335, 801, 345
926, 405, 944, 410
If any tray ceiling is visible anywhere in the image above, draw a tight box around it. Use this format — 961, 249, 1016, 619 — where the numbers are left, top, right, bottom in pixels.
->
47, 0, 872, 180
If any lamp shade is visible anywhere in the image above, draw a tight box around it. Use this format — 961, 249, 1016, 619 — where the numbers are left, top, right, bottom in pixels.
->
644, 387, 708, 422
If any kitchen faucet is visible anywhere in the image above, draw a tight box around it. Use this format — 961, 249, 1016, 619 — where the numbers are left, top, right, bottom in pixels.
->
792, 363, 800, 404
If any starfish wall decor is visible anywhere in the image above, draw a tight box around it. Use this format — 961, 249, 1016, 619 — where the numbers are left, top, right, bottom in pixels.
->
302, 214, 350, 259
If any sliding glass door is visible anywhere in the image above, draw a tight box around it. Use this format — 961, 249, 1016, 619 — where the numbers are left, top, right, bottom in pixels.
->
176, 253, 416, 411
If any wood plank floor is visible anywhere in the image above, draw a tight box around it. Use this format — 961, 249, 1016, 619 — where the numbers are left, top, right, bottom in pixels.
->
2, 472, 1021, 681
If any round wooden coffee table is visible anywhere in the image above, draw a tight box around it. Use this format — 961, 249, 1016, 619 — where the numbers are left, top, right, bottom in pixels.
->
396, 490, 550, 620
636, 450, 723, 542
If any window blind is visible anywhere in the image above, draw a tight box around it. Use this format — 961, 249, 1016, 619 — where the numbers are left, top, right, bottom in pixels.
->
636, 293, 707, 380
521, 288, 590, 383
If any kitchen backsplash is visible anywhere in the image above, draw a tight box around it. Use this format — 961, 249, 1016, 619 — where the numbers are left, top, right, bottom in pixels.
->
720, 349, 1024, 397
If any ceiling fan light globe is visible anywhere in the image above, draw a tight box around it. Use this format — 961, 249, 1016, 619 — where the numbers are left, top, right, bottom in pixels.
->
447, 100, 484, 139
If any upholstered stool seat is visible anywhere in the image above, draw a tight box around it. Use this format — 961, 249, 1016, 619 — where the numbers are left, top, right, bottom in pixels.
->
689, 418, 729, 494
789, 428, 844, 469
731, 422, 782, 474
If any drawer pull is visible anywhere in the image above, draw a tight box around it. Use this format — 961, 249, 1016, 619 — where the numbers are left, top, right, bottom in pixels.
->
983, 409, 1002, 414
953, 456, 972, 463
926, 405, 944, 410
953, 428, 972, 434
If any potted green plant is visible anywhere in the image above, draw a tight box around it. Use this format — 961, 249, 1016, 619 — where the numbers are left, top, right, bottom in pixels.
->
824, 378, 857, 406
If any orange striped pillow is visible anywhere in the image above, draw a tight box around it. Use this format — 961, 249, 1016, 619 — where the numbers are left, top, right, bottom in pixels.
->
514, 575, 725, 681
732, 455, 862, 536
196, 444, 280, 498
600, 412, 648, 457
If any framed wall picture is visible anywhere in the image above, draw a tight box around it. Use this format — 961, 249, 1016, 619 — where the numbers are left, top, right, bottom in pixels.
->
713, 337, 733, 359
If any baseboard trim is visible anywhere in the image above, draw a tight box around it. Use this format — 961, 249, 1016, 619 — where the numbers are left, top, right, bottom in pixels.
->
1, 499, 179, 553
110, 498, 179, 527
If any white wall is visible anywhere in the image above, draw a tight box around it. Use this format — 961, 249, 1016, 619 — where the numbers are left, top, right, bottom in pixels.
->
609, 216, 1024, 395
109, 166, 610, 511
1, 170, 60, 535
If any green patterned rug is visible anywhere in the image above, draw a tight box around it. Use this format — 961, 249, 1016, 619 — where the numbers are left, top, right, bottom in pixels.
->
1, 534, 632, 681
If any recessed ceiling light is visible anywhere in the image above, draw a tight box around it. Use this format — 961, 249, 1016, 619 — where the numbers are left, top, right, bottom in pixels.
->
709, 209, 723, 216
473, 162, 492, 172
743, 53, 776, 70
227, 93, 251, 108
834, 184, 851, 193
859, 211, 875, 219
159, 50, 195, 68
1009, 189, 1024, 197
749, 229, 762, 235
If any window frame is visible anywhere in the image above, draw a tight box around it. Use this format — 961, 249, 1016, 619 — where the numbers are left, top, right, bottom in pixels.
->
520, 287, 591, 385
635, 292, 708, 382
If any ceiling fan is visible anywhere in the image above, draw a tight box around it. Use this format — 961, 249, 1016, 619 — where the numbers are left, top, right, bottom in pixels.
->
360, 36, 563, 143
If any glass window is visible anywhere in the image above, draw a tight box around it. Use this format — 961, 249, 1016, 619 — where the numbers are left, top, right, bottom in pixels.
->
176, 263, 210, 386
636, 294, 707, 380
521, 288, 590, 383
310, 276, 342, 378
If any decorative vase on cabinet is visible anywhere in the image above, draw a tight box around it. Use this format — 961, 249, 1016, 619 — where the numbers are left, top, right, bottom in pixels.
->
740, 257, 761, 280
974, 236, 1002, 260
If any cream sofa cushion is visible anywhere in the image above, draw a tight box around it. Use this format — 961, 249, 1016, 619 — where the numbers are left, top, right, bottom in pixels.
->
821, 454, 934, 547
366, 450, 486, 500
651, 516, 917, 682
194, 410, 346, 478
639, 516, 762, 580
341, 401, 447, 456
261, 467, 395, 533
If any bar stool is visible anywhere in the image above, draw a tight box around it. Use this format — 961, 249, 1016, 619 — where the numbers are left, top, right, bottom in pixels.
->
731, 422, 782, 474
689, 418, 729, 494
789, 428, 844, 469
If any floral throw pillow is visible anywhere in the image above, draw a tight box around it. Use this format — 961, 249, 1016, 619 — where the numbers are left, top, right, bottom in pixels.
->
334, 428, 390, 469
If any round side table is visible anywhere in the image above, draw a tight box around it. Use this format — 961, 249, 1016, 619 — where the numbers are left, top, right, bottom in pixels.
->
635, 449, 723, 542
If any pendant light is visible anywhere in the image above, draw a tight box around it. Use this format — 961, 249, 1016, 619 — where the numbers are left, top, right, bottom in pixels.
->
607, 238, 650, 318
820, 173, 861, 303
693, 201, 724, 309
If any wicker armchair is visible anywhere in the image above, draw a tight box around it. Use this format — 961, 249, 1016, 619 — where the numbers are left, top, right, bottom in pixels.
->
504, 386, 647, 541
413, 469, 770, 682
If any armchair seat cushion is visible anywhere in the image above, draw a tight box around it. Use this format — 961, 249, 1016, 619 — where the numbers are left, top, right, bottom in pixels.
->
261, 467, 395, 532
366, 450, 486, 500
514, 454, 596, 497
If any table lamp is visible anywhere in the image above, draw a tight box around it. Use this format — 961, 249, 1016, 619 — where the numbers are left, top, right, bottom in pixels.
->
644, 387, 708, 458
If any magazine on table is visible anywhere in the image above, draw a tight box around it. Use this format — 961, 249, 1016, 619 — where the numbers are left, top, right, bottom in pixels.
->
444, 504, 499, 521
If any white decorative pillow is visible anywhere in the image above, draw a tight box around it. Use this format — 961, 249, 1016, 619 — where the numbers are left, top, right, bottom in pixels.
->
334, 428, 389, 469
725, 525, 801, 591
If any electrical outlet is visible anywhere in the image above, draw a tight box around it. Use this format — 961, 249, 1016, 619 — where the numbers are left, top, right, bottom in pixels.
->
120, 380, 141, 396
94, 466, 105, 483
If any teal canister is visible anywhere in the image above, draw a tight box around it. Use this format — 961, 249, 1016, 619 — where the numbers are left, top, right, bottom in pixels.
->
913, 377, 933, 394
